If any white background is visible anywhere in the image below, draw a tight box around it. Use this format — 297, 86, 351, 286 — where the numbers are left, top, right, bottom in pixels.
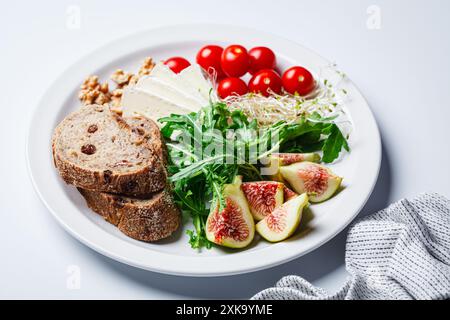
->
1, 0, 449, 299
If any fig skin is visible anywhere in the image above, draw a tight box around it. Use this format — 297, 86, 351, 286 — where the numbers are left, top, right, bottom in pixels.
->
256, 193, 309, 242
267, 153, 320, 182
280, 162, 342, 203
242, 181, 284, 221
205, 176, 255, 248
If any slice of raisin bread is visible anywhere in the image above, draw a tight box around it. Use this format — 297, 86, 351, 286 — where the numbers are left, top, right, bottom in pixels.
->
52, 104, 166, 196
78, 188, 180, 242
125, 115, 168, 164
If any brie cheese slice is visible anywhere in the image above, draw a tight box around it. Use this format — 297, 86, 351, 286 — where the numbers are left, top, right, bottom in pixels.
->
150, 63, 210, 104
121, 88, 192, 123
179, 64, 217, 102
136, 76, 204, 111
121, 63, 216, 122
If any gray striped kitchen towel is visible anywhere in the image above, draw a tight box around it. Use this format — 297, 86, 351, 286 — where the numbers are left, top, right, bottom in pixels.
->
252, 193, 450, 300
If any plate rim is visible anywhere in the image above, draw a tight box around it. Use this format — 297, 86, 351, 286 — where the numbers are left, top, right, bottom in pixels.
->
26, 24, 381, 277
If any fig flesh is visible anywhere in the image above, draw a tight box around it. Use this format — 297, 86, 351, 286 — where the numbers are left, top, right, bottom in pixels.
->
256, 193, 309, 242
280, 162, 342, 203
242, 181, 284, 221
283, 185, 298, 202
267, 153, 320, 182
205, 176, 255, 248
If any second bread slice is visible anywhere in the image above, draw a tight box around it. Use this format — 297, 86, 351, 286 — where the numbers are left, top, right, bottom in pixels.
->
78, 188, 180, 242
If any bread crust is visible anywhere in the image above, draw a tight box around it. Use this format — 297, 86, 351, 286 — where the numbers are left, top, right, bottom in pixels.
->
52, 105, 166, 196
78, 188, 180, 242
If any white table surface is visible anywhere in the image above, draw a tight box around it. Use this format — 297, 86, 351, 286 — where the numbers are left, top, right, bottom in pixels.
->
1, 0, 449, 299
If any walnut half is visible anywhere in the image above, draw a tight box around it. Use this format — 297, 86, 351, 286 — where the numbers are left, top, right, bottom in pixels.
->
79, 75, 111, 105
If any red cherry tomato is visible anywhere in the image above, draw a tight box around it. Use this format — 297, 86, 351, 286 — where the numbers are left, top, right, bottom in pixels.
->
249, 69, 282, 96
248, 47, 276, 75
221, 45, 249, 77
217, 77, 248, 99
196, 45, 225, 79
164, 57, 191, 74
282, 66, 315, 96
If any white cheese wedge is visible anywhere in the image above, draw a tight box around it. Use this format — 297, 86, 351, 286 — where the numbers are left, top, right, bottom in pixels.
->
121, 63, 216, 122
136, 76, 204, 111
121, 88, 192, 123
179, 64, 217, 102
150, 63, 209, 106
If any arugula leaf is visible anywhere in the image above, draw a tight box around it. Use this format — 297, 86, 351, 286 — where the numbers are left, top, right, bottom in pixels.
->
321, 124, 350, 163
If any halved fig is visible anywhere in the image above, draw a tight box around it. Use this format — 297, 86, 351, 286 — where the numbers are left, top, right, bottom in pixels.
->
283, 185, 298, 202
206, 176, 255, 248
271, 153, 321, 166
256, 193, 309, 242
241, 181, 284, 221
267, 153, 321, 182
280, 162, 342, 203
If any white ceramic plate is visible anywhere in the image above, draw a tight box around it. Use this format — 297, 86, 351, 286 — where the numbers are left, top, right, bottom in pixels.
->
27, 25, 381, 277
